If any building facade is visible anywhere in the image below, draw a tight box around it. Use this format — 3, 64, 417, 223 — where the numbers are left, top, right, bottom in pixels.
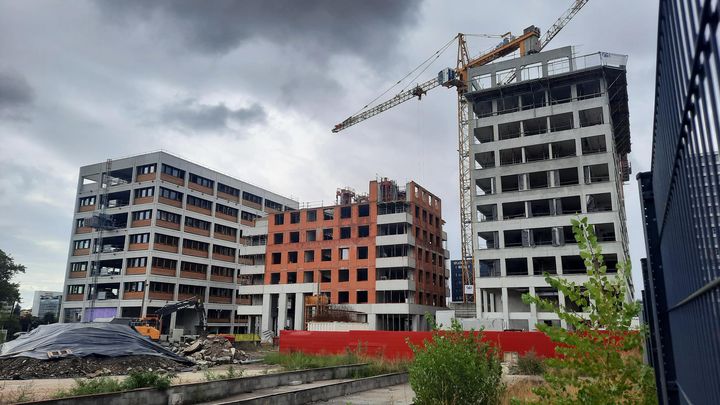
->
61, 152, 297, 334
31, 291, 62, 318
237, 179, 448, 333
638, 1, 720, 403
449, 260, 467, 303
466, 46, 632, 330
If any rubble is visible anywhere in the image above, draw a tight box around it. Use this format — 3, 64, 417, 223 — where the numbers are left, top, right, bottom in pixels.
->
0, 355, 190, 380
168, 335, 249, 367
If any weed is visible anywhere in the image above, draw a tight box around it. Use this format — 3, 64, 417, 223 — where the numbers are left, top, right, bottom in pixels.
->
53, 370, 176, 399
509, 351, 545, 376
205, 366, 244, 381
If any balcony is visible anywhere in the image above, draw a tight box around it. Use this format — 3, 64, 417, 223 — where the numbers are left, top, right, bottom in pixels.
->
376, 279, 415, 291
377, 212, 412, 225
376, 234, 414, 246
376, 256, 415, 268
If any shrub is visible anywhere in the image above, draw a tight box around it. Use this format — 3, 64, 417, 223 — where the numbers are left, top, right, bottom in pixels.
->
53, 370, 176, 398
510, 351, 545, 376
516, 217, 657, 404
408, 317, 504, 405
205, 366, 243, 381
124, 370, 175, 390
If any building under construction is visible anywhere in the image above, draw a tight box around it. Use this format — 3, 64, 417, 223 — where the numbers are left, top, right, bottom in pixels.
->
237, 179, 448, 333
468, 46, 632, 330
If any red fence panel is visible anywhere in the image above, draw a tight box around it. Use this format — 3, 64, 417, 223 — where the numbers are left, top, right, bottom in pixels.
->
279, 330, 559, 359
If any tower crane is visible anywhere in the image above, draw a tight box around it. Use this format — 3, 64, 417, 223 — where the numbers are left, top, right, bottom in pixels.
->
332, 0, 590, 304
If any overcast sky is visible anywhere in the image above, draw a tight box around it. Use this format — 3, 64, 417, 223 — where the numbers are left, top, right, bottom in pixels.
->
0, 0, 658, 308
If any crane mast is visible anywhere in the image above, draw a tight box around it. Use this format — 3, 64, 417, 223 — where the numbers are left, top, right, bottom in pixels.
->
332, 0, 590, 306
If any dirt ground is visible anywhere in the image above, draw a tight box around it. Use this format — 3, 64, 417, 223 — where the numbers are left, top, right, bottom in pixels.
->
0, 362, 284, 404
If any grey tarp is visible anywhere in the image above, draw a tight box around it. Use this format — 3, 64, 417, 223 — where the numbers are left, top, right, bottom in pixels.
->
0, 323, 192, 364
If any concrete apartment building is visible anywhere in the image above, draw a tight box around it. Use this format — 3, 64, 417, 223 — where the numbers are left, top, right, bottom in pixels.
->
31, 291, 62, 318
237, 179, 449, 333
61, 152, 297, 334
467, 46, 632, 330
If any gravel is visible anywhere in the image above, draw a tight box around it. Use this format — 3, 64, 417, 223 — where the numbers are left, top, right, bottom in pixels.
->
0, 355, 189, 380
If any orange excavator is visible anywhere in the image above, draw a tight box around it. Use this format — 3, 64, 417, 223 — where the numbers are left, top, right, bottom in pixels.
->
131, 296, 208, 341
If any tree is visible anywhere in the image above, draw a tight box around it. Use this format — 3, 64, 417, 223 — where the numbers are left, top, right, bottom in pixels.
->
0, 249, 26, 306
516, 217, 656, 404
42, 312, 58, 324
408, 316, 504, 405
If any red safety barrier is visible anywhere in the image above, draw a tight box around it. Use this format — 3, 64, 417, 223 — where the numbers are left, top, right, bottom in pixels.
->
279, 330, 559, 359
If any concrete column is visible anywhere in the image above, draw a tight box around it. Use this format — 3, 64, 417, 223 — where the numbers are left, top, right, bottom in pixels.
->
557, 290, 567, 329
528, 286, 537, 331
294, 292, 304, 330
368, 314, 377, 330
277, 293, 288, 330
501, 287, 509, 329
260, 293, 272, 335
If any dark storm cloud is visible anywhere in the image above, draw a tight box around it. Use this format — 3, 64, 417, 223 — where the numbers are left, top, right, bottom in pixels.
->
96, 0, 420, 59
160, 99, 266, 131
0, 70, 33, 117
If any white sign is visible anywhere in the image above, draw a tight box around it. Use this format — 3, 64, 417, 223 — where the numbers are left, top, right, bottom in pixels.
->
464, 285, 474, 294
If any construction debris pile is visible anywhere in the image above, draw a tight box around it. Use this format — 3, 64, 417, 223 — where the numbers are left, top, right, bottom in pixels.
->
0, 323, 193, 380
167, 335, 249, 366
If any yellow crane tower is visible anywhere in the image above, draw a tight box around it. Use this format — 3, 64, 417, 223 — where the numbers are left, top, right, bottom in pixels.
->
332, 1, 590, 303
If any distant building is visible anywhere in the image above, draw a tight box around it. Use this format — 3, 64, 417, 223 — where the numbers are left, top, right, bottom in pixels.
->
31, 291, 62, 318
450, 260, 471, 302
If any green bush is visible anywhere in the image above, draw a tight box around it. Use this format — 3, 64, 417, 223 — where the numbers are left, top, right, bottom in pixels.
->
124, 370, 175, 390
205, 366, 243, 381
53, 370, 176, 398
408, 317, 504, 405
510, 351, 545, 375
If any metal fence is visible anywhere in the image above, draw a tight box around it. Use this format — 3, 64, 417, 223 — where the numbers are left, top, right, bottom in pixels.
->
639, 0, 720, 404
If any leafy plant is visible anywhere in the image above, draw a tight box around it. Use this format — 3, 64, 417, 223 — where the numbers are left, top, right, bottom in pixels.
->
509, 350, 545, 376
515, 217, 656, 404
53, 371, 176, 398
205, 366, 243, 381
124, 370, 175, 390
408, 316, 504, 405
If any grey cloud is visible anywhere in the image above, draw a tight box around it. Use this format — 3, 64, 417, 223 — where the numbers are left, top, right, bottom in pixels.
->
96, 0, 420, 59
160, 99, 266, 132
0, 70, 34, 117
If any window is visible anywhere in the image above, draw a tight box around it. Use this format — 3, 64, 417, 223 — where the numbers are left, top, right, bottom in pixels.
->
216, 203, 239, 217
273, 233, 284, 244
290, 211, 300, 224
340, 206, 351, 218
289, 231, 299, 243
581, 134, 607, 155
161, 164, 185, 179
214, 224, 237, 237
129, 233, 150, 244
182, 238, 208, 251
339, 247, 350, 260
211, 265, 234, 277
242, 191, 262, 205
306, 210, 317, 222
287, 272, 297, 284
159, 187, 183, 202
187, 195, 212, 210
212, 244, 235, 256
217, 183, 239, 197
579, 107, 604, 127
340, 227, 351, 239
265, 199, 283, 211
357, 246, 368, 260
288, 251, 298, 263
306, 230, 316, 242
75, 218, 86, 228
320, 270, 331, 283
68, 285, 85, 294
134, 187, 154, 198
323, 228, 333, 240
185, 216, 210, 230
79, 196, 96, 206
70, 262, 88, 272
323, 208, 334, 220
356, 291, 368, 303
271, 252, 282, 264
181, 261, 207, 274
137, 164, 156, 175
270, 273, 280, 284
321, 249, 332, 261
74, 239, 91, 249
152, 257, 176, 269
358, 204, 370, 217
240, 210, 258, 222
304, 250, 315, 262
157, 210, 180, 224
358, 225, 370, 237
356, 268, 368, 281
124, 281, 145, 292
338, 291, 349, 304
339, 269, 349, 282
304, 271, 314, 283
189, 173, 214, 188
274, 213, 285, 225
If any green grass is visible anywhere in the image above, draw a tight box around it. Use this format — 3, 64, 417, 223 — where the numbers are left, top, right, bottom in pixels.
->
263, 351, 408, 377
52, 371, 175, 399
205, 366, 243, 381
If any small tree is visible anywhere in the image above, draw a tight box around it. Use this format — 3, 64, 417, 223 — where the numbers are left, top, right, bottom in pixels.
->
408, 316, 504, 405
517, 217, 656, 404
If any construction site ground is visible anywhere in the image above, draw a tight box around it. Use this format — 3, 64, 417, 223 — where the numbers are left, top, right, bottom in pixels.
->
0, 362, 284, 404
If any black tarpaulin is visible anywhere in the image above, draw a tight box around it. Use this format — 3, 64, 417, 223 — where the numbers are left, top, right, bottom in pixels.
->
0, 323, 192, 364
